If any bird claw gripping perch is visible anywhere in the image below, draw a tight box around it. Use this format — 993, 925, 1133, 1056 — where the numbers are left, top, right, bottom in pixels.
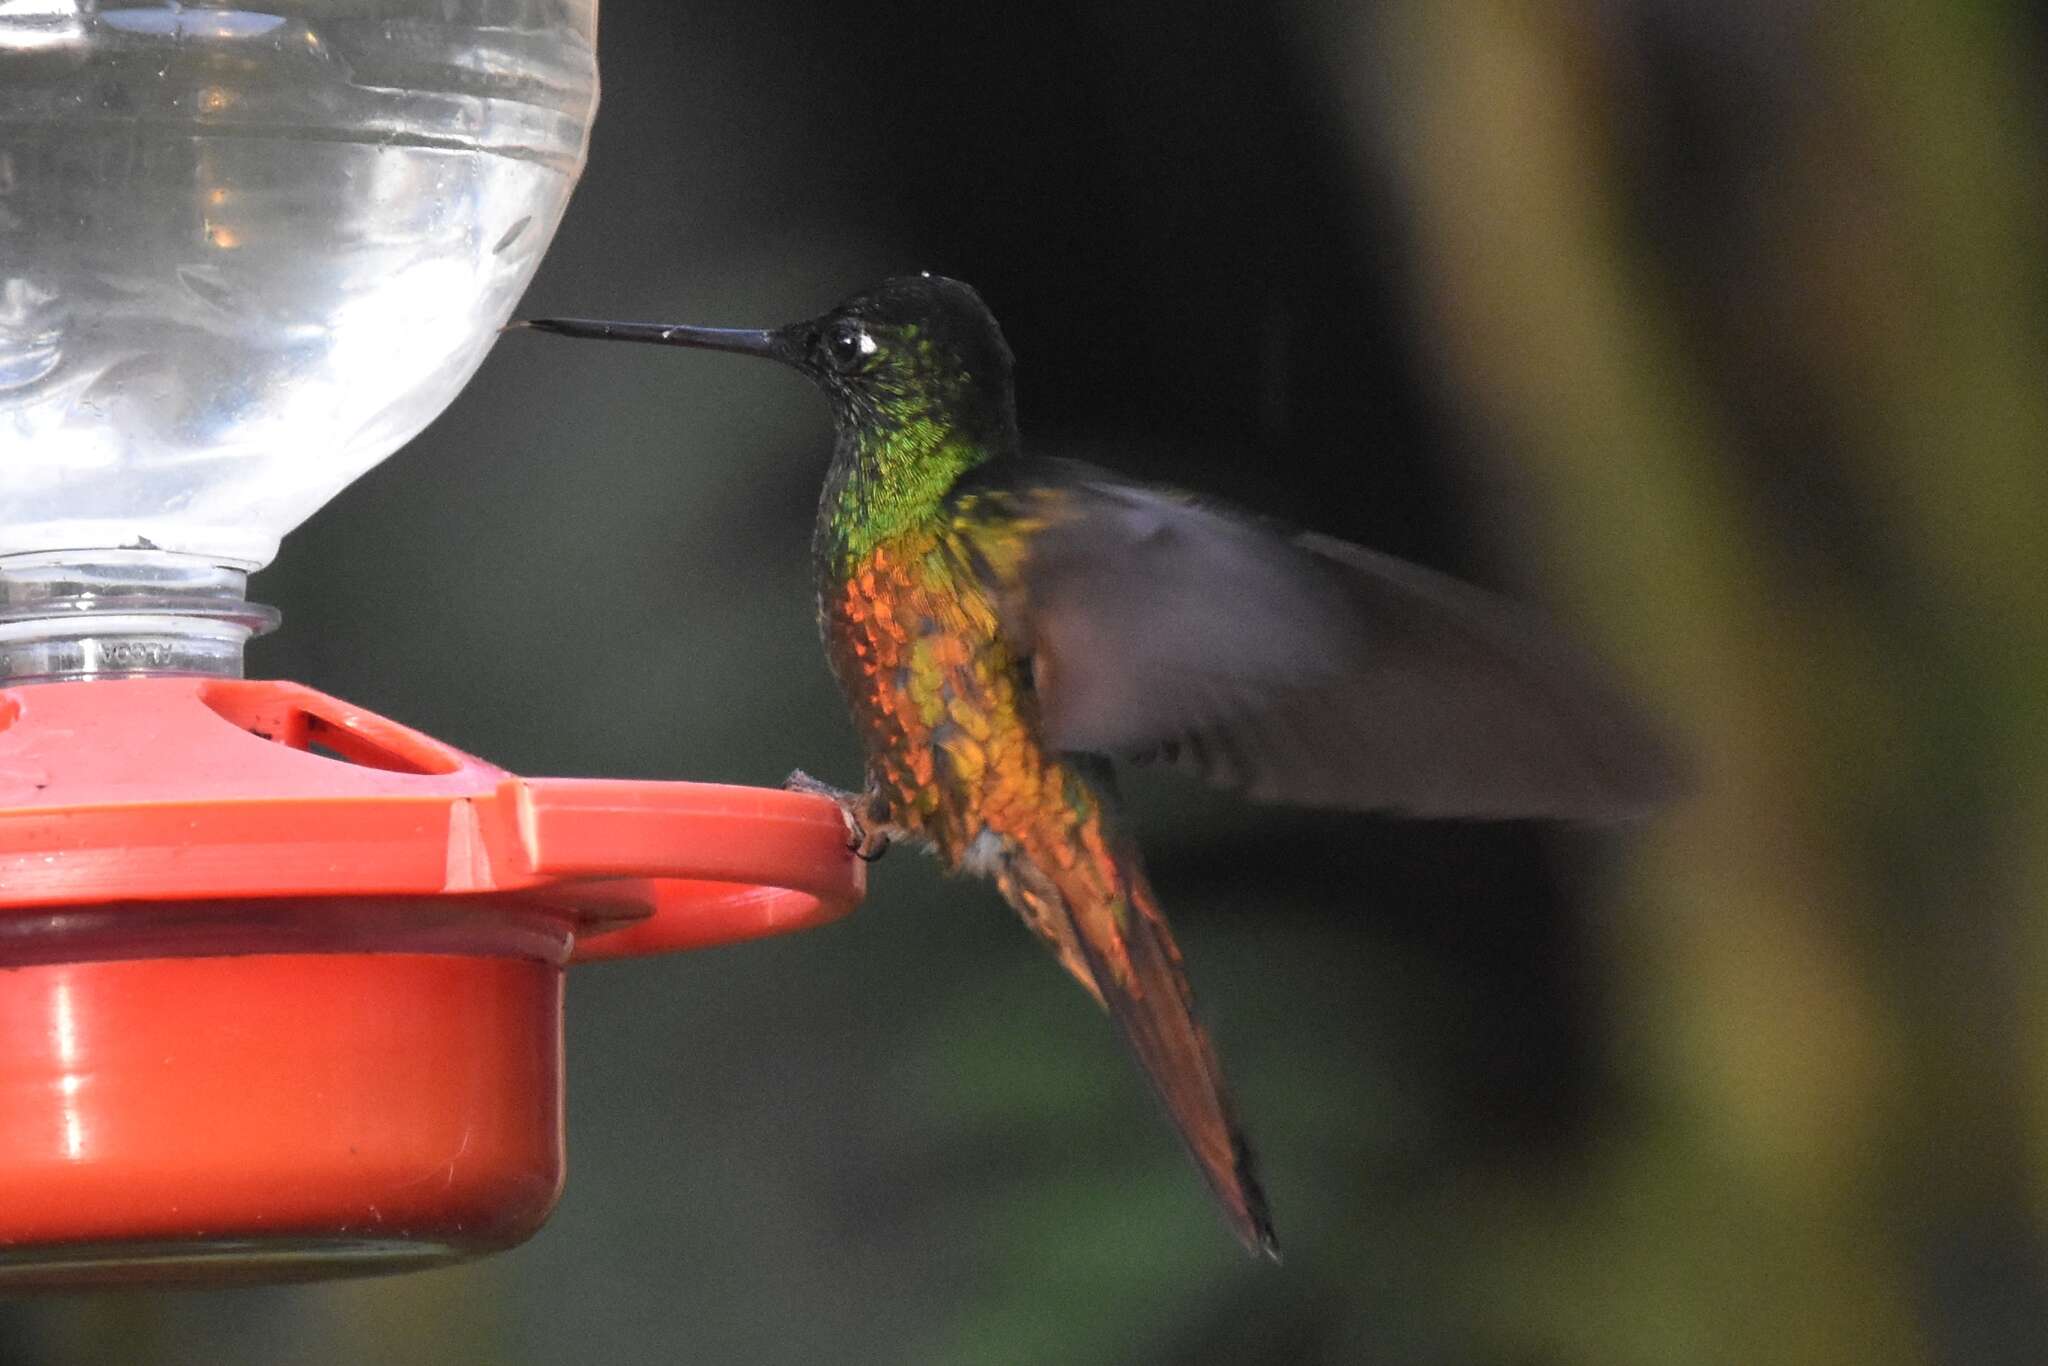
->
784, 769, 892, 863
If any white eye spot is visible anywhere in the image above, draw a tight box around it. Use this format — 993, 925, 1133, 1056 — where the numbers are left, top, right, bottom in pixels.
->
826, 323, 867, 368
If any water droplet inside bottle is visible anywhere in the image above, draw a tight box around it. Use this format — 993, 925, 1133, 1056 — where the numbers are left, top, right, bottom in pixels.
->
492, 216, 532, 255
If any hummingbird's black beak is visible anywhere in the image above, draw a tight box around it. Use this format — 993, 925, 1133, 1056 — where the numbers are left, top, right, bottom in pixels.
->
510, 317, 781, 359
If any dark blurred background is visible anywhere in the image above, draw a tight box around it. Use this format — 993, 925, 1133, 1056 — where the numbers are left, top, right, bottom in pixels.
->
10, 1, 2048, 1361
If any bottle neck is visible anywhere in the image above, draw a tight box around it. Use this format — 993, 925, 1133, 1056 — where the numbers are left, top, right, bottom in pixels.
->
0, 552, 280, 683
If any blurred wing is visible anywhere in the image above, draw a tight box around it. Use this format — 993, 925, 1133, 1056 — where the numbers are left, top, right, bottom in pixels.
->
951, 459, 1684, 820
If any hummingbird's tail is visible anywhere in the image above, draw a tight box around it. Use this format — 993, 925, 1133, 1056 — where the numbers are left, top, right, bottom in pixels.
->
994, 833, 1280, 1261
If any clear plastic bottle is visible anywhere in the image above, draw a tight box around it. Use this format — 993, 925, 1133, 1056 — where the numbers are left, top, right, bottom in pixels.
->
0, 0, 600, 570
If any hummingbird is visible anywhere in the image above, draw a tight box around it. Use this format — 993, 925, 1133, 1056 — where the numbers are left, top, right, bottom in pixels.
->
515, 274, 1680, 1260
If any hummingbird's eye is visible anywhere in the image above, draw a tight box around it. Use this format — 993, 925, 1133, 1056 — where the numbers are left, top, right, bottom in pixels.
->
824, 321, 873, 372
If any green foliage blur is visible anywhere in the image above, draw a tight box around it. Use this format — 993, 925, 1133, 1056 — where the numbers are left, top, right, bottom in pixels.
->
7, 2, 2045, 1362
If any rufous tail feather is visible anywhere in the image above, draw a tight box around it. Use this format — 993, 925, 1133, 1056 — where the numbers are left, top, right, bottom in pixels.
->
1001, 844, 1279, 1259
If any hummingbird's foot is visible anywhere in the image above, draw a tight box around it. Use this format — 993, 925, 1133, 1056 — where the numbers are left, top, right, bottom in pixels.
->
784, 769, 893, 863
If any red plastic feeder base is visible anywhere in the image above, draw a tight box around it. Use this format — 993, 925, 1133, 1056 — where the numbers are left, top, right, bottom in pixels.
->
0, 678, 865, 1289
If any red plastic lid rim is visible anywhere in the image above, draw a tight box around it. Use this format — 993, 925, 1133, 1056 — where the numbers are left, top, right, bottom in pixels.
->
0, 678, 865, 961
0, 900, 579, 969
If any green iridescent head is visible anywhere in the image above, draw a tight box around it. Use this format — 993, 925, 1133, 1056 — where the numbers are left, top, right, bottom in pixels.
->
780, 274, 1017, 445
518, 273, 1019, 449
518, 275, 1021, 551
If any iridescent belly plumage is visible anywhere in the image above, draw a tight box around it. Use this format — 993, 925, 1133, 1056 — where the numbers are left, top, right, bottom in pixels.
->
820, 523, 1105, 873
